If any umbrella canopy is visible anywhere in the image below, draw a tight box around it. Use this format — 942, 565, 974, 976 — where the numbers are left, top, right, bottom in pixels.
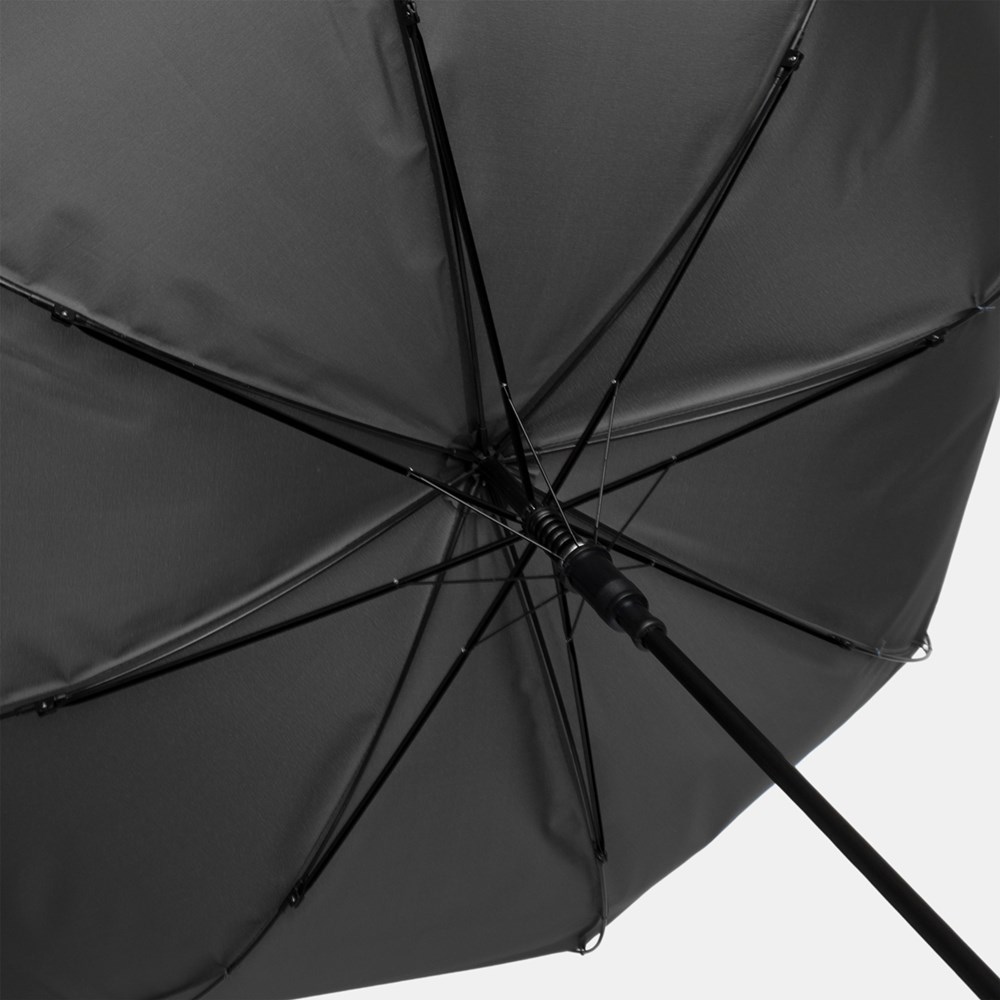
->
0, 2, 997, 999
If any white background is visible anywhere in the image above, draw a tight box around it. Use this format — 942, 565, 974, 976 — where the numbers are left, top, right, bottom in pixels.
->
333, 416, 999, 1000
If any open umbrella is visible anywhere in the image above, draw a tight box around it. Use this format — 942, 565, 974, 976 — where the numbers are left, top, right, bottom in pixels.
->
1, 1, 997, 998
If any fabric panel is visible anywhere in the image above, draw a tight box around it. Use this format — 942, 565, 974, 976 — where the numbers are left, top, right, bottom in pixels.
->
0, 0, 465, 443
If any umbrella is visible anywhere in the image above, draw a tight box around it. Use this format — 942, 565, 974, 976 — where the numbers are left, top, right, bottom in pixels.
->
1, 0, 997, 997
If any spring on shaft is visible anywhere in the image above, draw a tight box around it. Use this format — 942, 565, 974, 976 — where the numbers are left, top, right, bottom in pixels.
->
524, 507, 581, 562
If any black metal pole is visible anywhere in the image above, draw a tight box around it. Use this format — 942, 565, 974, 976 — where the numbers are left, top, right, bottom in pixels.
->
484, 440, 999, 994
608, 592, 1000, 998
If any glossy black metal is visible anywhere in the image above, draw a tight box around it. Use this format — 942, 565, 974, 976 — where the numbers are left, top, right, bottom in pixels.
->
400, 0, 535, 494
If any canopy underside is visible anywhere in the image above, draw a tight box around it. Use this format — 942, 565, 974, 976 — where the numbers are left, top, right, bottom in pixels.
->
1, 1, 997, 997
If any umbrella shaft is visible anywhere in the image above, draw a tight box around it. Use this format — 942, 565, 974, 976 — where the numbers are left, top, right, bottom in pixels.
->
629, 614, 1000, 998
483, 454, 997, 994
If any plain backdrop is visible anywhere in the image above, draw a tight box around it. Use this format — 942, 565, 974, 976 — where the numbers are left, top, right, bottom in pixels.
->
329, 410, 999, 1000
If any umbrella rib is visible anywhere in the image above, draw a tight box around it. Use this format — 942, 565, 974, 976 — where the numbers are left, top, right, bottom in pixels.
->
289, 545, 536, 903
493, 0, 820, 447
603, 528, 925, 661
0, 277, 510, 518
526, 302, 999, 462
493, 525, 609, 948
503, 384, 580, 542
556, 577, 609, 952
548, 43, 804, 497
447, 186, 488, 448
290, 507, 470, 904
416, 66, 487, 448
473, 590, 563, 646
407, 470, 559, 557
485, 497, 598, 838
0, 275, 458, 463
492, 62, 788, 451
399, 2, 535, 495
482, 479, 607, 861
552, 500, 921, 661
605, 468, 669, 553
187, 547, 536, 997
394, 1, 486, 447
555, 579, 607, 858
408, 572, 561, 585
0, 534, 518, 720
592, 378, 620, 541
561, 300, 996, 509
72, 483, 448, 710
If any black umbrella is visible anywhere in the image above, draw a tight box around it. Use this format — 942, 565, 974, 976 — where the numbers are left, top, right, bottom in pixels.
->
1, 1, 997, 998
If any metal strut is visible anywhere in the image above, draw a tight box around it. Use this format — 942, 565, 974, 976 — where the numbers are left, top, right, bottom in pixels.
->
398, 0, 535, 496
480, 456, 1000, 998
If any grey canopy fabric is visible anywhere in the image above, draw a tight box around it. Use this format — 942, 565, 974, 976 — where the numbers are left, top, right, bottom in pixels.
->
1, 2, 997, 999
